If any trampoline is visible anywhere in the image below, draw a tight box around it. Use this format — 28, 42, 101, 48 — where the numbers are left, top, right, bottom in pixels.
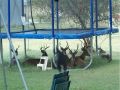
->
0, 0, 119, 90
0, 28, 119, 39
0, 0, 119, 40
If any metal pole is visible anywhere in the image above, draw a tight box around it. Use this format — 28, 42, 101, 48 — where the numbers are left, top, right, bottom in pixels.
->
51, 0, 55, 38
29, 0, 37, 33
109, 0, 113, 61
56, 0, 59, 52
95, 0, 99, 55
90, 0, 94, 34
22, 0, 27, 58
51, 0, 57, 68
8, 0, 12, 64
0, 8, 29, 90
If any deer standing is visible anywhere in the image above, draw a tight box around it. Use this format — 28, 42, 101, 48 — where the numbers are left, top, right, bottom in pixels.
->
56, 42, 70, 72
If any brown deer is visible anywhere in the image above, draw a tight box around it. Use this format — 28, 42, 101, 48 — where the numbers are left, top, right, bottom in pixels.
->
56, 41, 70, 72
68, 39, 90, 68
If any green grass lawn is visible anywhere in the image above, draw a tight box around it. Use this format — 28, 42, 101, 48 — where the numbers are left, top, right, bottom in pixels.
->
0, 54, 119, 90
0, 33, 120, 90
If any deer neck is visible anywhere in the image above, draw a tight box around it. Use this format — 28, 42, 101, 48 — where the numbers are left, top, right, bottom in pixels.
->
79, 53, 86, 60
42, 52, 48, 56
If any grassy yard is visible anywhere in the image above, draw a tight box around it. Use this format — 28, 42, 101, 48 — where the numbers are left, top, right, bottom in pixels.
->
0, 33, 120, 90
0, 55, 119, 90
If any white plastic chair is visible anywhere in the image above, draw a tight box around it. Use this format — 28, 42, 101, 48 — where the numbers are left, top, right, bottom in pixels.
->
37, 56, 49, 71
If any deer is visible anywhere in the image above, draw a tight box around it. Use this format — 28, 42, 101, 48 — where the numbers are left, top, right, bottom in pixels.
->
68, 39, 90, 68
23, 44, 50, 66
55, 41, 70, 72
10, 45, 20, 66
98, 47, 106, 55
40, 44, 49, 56
98, 47, 111, 62
40, 44, 49, 64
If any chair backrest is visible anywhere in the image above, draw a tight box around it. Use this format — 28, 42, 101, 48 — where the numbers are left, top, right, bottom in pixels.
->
52, 76, 69, 90
53, 71, 69, 79
51, 71, 70, 90
40, 56, 48, 65
55, 81, 71, 90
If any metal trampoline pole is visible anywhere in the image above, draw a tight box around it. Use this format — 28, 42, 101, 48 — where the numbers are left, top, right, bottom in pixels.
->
22, 0, 27, 58
109, 0, 113, 61
52, 0, 57, 68
7, 0, 12, 65
56, 0, 59, 52
95, 0, 99, 55
7, 0, 29, 89
0, 9, 29, 90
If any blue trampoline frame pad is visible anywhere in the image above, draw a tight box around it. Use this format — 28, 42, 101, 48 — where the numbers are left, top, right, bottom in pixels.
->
0, 28, 119, 39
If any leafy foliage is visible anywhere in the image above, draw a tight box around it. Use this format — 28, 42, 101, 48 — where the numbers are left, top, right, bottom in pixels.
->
31, 0, 120, 27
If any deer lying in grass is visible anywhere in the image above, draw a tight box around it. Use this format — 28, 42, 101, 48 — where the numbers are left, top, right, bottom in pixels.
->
68, 39, 91, 68
69, 44, 90, 68
10, 45, 20, 66
56, 42, 70, 72
98, 47, 111, 62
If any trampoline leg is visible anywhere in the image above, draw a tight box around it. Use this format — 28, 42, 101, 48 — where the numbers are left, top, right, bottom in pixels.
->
52, 38, 57, 68
9, 43, 12, 65
109, 33, 112, 61
95, 36, 99, 55
0, 39, 8, 90
24, 39, 27, 58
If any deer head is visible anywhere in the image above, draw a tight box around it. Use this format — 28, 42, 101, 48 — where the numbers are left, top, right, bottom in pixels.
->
55, 41, 70, 72
98, 47, 106, 54
40, 44, 49, 56
80, 38, 90, 57
11, 45, 20, 56
69, 44, 79, 61
81, 46, 90, 57
59, 41, 69, 55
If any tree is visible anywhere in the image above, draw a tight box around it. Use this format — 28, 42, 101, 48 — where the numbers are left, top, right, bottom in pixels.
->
32, 0, 120, 27
59, 0, 120, 29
